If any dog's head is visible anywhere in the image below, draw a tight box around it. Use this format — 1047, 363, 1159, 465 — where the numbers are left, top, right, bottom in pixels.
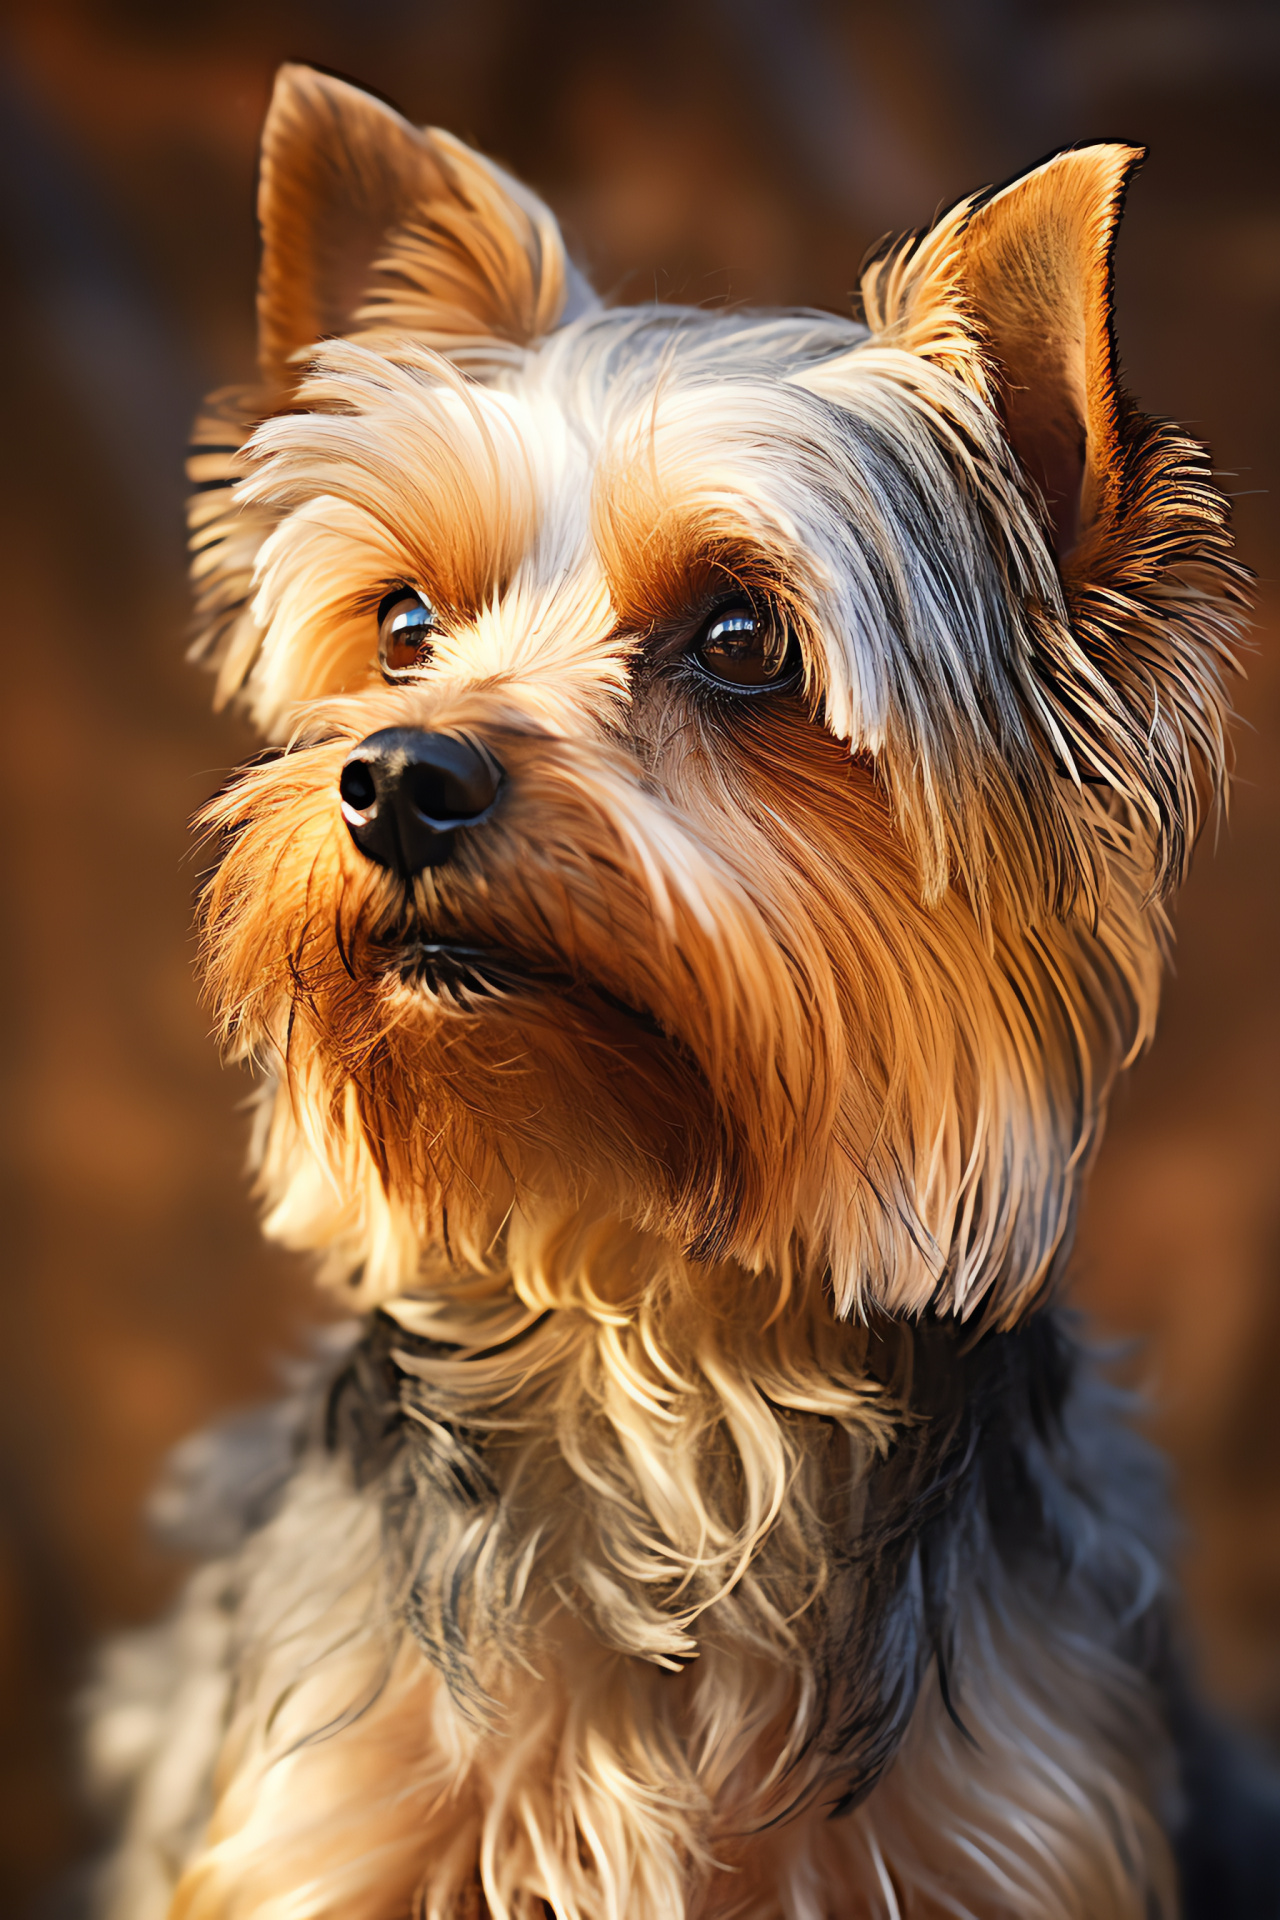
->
196, 67, 1241, 1319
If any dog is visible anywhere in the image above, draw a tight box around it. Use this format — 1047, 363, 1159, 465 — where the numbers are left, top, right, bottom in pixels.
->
83, 62, 1279, 1920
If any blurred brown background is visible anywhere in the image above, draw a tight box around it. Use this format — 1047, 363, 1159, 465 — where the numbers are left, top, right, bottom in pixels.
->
0, 0, 1275, 1910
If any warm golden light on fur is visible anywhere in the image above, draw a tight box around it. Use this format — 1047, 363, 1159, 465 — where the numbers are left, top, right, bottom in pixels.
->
88, 63, 1258, 1920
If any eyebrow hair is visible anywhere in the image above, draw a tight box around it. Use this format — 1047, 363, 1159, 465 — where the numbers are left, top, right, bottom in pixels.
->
240, 343, 545, 618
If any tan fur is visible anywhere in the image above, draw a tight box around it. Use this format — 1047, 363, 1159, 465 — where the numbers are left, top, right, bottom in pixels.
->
96, 66, 1248, 1920
147, 1246, 1174, 1920
257, 64, 584, 395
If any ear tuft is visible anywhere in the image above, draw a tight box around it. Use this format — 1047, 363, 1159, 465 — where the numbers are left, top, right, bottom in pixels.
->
859, 197, 989, 396
257, 64, 593, 392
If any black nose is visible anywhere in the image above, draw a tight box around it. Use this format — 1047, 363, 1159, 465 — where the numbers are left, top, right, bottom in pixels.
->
339, 727, 503, 875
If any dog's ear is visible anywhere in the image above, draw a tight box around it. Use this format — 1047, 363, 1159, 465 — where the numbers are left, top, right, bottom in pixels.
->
862, 146, 1242, 891
863, 143, 1138, 567
948, 144, 1134, 568
256, 64, 594, 392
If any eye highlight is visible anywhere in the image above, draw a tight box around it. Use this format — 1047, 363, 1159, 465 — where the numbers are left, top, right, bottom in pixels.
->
689, 598, 801, 692
378, 587, 436, 678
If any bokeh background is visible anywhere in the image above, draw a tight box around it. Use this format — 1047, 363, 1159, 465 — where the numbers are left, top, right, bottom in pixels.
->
0, 0, 1276, 1909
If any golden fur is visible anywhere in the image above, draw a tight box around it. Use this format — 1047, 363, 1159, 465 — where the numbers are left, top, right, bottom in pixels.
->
90, 66, 1249, 1920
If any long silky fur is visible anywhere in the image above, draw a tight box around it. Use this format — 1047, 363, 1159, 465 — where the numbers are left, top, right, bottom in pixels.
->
91, 1296, 1181, 1920
87, 76, 1257, 1920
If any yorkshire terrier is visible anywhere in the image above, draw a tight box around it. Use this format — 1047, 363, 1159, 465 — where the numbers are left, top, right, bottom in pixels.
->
85, 63, 1279, 1920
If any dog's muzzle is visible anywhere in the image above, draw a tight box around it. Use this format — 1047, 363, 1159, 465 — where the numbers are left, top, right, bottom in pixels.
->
339, 727, 504, 874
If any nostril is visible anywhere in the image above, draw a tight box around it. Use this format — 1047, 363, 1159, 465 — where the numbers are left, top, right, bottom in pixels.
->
340, 760, 377, 813
403, 753, 499, 825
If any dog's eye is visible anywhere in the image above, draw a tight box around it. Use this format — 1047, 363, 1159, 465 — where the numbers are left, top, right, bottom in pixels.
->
378, 588, 436, 677
690, 600, 800, 691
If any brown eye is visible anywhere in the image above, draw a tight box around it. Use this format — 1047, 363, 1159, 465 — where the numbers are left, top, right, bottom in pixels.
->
378, 588, 436, 677
691, 600, 800, 690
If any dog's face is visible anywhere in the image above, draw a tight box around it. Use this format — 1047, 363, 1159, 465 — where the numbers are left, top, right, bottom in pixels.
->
197, 69, 1239, 1319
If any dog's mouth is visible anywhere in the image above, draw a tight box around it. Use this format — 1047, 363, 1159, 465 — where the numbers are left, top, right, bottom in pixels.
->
394, 938, 539, 995
386, 937, 666, 1040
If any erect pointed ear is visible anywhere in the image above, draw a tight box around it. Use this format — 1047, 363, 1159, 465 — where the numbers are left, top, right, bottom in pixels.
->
256, 64, 595, 393
863, 143, 1139, 564
952, 143, 1139, 565
859, 147, 1243, 897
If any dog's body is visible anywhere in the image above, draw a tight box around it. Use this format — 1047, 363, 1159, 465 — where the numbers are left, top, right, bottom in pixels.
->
85, 66, 1277, 1918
